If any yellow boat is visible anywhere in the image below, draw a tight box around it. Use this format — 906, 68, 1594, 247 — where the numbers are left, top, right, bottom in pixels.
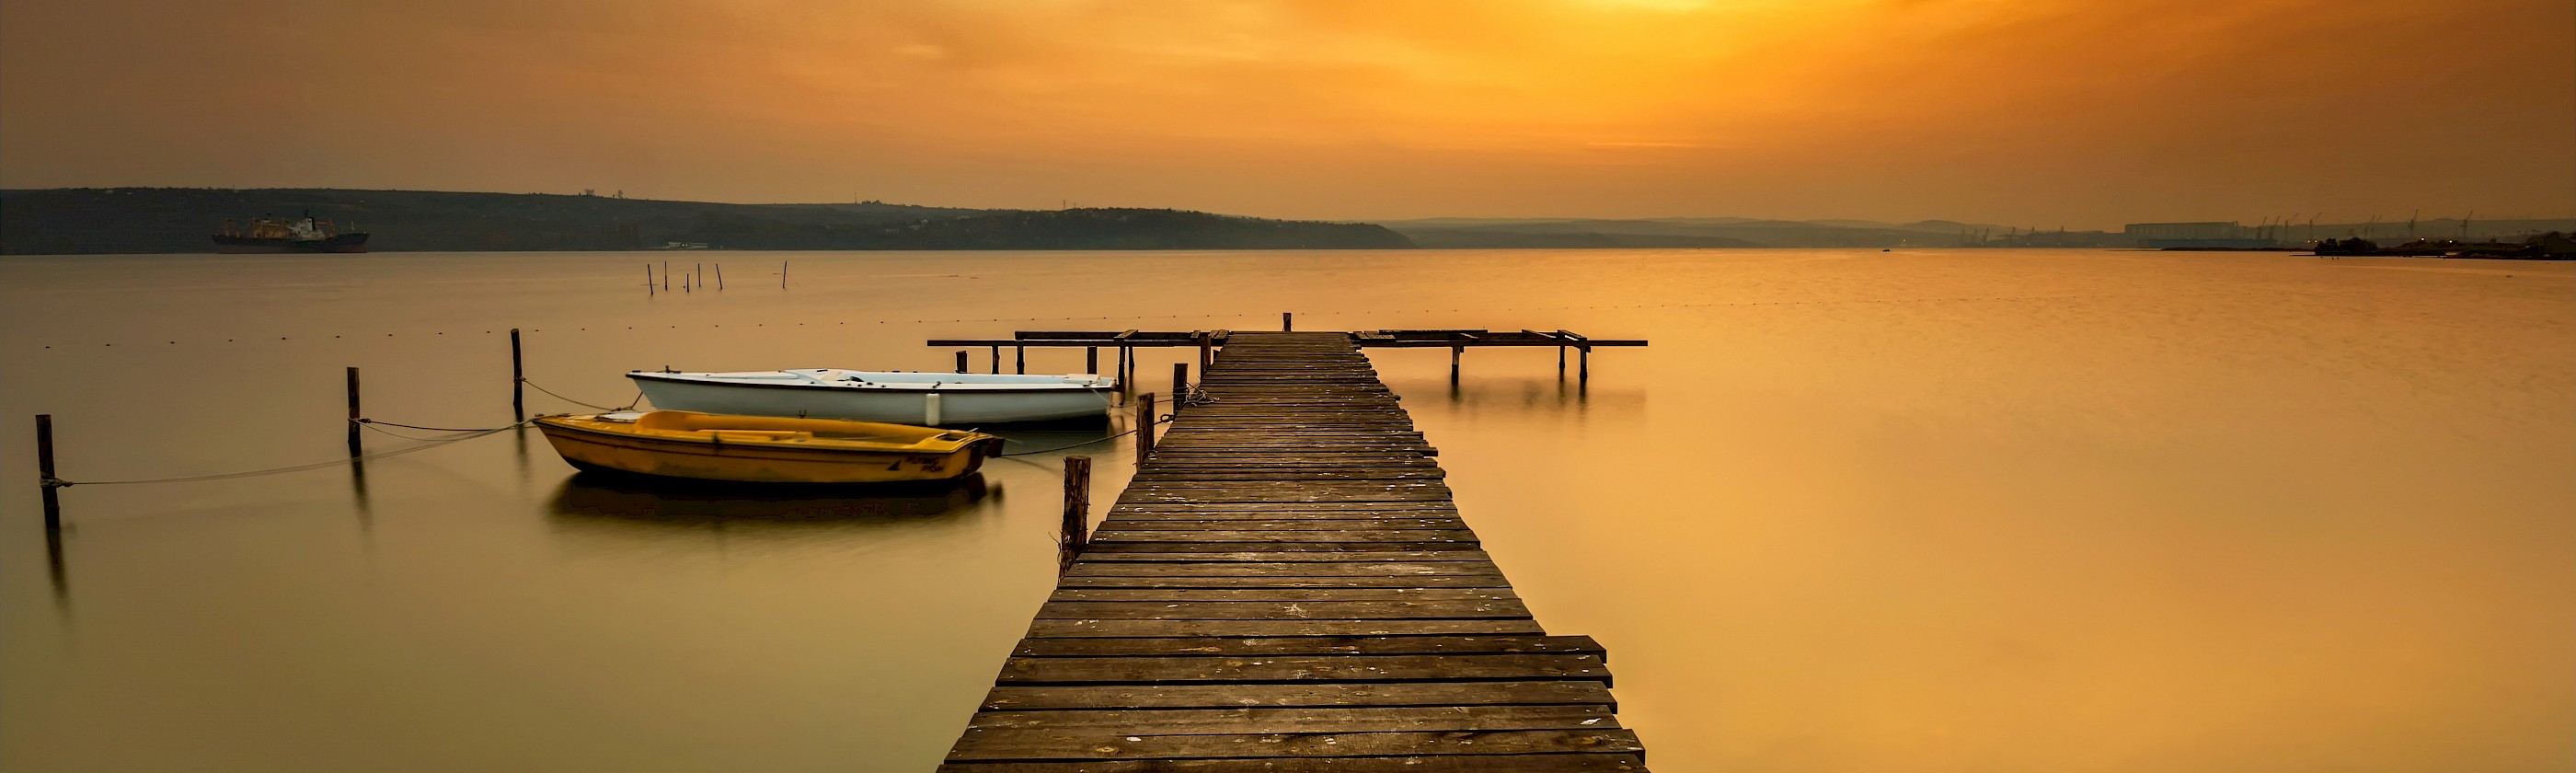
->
534, 410, 1005, 484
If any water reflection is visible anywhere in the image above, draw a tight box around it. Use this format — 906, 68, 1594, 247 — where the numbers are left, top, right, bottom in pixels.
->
547, 472, 994, 527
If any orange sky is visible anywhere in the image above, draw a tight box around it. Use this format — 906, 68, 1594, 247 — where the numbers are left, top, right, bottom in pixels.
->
3, 0, 2570, 225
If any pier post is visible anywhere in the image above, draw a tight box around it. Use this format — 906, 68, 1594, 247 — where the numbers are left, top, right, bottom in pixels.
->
1198, 333, 1213, 374
36, 414, 60, 531
644, 264, 653, 293
716, 263, 723, 290
1558, 344, 1567, 379
1060, 455, 1092, 567
510, 329, 525, 422
1016, 345, 1026, 375
1450, 345, 1463, 386
989, 345, 1001, 375
1135, 393, 1156, 467
663, 261, 670, 290
955, 351, 969, 374
1086, 346, 1098, 375
1118, 345, 1133, 395
1580, 345, 1591, 384
1282, 312, 1293, 331
346, 367, 363, 457
1171, 363, 1190, 410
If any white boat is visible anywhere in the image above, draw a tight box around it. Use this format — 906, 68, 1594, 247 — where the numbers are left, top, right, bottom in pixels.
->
628, 369, 1116, 425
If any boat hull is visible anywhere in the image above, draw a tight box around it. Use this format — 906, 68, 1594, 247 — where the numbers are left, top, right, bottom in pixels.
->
631, 373, 1113, 425
535, 418, 992, 485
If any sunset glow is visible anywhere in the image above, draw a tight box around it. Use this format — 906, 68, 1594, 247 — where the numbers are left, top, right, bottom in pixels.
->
4, 0, 2570, 224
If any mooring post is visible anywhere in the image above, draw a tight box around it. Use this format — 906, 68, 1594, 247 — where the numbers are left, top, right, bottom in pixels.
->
510, 328, 525, 421
1135, 393, 1156, 466
1198, 333, 1213, 374
1558, 342, 1568, 379
36, 414, 61, 531
1450, 345, 1464, 386
1086, 346, 1098, 375
1580, 345, 1592, 384
644, 264, 653, 293
1016, 345, 1026, 375
1061, 455, 1092, 562
989, 345, 1001, 375
1282, 312, 1293, 331
716, 263, 724, 290
346, 366, 363, 457
1171, 363, 1190, 410
1118, 345, 1133, 394
663, 261, 670, 290
781, 260, 788, 289
955, 351, 969, 374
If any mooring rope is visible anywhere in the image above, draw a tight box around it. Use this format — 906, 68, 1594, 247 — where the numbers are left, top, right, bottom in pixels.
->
994, 413, 1177, 456
50, 422, 528, 488
518, 378, 644, 411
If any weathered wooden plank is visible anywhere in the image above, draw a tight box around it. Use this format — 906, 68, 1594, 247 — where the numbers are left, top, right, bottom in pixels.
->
960, 704, 1617, 733
979, 679, 1616, 710
1010, 635, 1600, 659
1026, 618, 1547, 638
1033, 598, 1532, 620
1054, 575, 1517, 589
999, 653, 1606, 686
938, 755, 1648, 773
947, 728, 1642, 762
1063, 562, 1502, 577
1089, 530, 1480, 544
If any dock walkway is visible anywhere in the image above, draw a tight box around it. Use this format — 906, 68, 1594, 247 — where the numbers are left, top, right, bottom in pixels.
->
941, 331, 1646, 771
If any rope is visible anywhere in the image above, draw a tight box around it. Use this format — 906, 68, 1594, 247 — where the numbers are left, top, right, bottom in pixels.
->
358, 419, 520, 433
994, 413, 1177, 456
53, 423, 526, 487
519, 378, 643, 411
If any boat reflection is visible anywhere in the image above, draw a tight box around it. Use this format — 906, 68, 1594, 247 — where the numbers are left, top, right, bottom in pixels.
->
546, 471, 994, 526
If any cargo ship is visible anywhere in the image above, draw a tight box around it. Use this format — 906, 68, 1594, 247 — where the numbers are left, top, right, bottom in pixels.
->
212, 213, 368, 253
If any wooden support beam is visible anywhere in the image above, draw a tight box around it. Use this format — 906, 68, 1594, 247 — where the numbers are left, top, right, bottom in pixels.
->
1134, 393, 1157, 466
990, 344, 1001, 375
1062, 455, 1093, 570
1016, 345, 1027, 375
510, 329, 525, 422
1087, 346, 1098, 375
345, 366, 363, 457
956, 351, 969, 374
36, 414, 60, 530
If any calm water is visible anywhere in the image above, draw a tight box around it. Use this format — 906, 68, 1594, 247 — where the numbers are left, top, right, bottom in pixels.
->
3, 249, 2570, 771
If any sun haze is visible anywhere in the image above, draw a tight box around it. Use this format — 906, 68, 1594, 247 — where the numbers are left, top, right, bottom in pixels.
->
2, 0, 2569, 225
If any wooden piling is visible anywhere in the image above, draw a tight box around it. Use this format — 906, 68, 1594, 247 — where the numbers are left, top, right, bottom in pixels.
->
1060, 455, 1092, 560
1282, 311, 1294, 331
1134, 393, 1156, 466
345, 366, 363, 457
644, 264, 653, 292
1016, 345, 1026, 375
1581, 345, 1591, 384
781, 260, 788, 289
956, 350, 970, 374
1086, 346, 1098, 375
510, 329, 525, 421
662, 261, 670, 290
1450, 344, 1464, 385
1171, 362, 1190, 408
1198, 333, 1213, 374
36, 414, 60, 530
989, 345, 1001, 375
716, 263, 724, 289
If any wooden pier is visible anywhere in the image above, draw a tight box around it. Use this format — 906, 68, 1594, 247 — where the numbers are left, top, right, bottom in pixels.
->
940, 331, 1647, 771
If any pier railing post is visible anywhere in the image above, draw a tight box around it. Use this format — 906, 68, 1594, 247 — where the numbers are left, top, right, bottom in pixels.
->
1135, 393, 1156, 467
1171, 363, 1190, 410
1061, 455, 1092, 569
36, 414, 61, 530
346, 366, 363, 457
510, 329, 525, 421
955, 351, 969, 374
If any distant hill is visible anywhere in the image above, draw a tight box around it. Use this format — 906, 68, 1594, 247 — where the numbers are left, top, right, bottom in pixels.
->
1377, 216, 2001, 248
0, 188, 1413, 254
